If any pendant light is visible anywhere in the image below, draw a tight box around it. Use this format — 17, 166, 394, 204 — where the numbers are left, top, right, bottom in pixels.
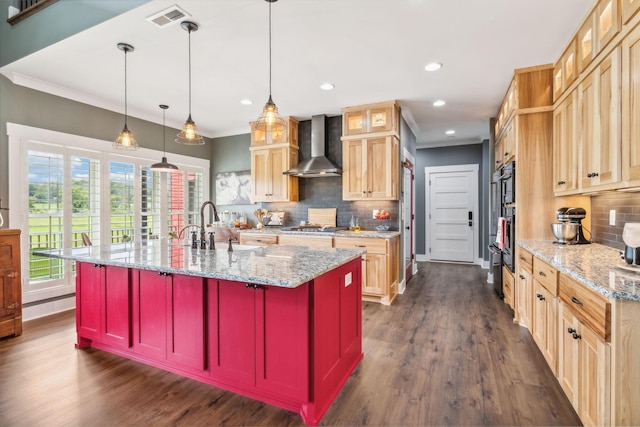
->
254, 0, 286, 134
176, 21, 205, 145
113, 43, 138, 150
151, 105, 179, 172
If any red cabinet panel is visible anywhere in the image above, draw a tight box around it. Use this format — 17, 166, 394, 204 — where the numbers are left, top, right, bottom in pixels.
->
132, 270, 167, 359
76, 262, 102, 340
256, 284, 309, 400
167, 274, 205, 372
103, 266, 130, 348
208, 279, 256, 386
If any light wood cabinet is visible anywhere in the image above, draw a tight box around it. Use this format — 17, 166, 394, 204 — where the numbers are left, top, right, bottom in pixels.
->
532, 278, 558, 375
596, 0, 620, 52
621, 0, 640, 23
578, 11, 597, 73
494, 134, 504, 171
342, 101, 399, 138
250, 117, 298, 147
515, 247, 533, 331
621, 23, 640, 182
0, 229, 21, 339
238, 233, 278, 246
342, 136, 399, 201
579, 47, 622, 190
333, 235, 398, 305
558, 271, 612, 427
278, 234, 333, 248
554, 90, 579, 194
250, 145, 299, 202
502, 266, 514, 310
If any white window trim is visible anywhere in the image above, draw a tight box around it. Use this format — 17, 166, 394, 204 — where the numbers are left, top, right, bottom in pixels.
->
7, 122, 210, 304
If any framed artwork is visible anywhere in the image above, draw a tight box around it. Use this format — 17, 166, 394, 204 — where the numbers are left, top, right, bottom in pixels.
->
215, 171, 252, 205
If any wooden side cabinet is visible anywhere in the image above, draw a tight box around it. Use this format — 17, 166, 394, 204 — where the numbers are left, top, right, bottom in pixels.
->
342, 136, 399, 201
342, 101, 399, 138
0, 229, 21, 339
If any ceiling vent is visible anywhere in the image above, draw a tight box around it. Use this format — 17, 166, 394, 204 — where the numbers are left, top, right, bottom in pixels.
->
146, 5, 190, 28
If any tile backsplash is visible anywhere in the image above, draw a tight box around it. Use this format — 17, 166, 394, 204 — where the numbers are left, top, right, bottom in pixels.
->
590, 192, 640, 250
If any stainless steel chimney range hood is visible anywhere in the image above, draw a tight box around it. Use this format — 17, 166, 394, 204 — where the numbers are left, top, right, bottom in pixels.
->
283, 115, 342, 177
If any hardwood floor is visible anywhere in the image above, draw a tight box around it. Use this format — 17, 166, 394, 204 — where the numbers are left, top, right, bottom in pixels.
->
0, 262, 581, 426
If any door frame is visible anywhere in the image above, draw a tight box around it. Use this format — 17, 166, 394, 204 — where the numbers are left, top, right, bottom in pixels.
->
401, 148, 416, 293
424, 163, 480, 264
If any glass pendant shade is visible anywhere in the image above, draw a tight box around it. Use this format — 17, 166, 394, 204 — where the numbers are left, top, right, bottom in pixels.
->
176, 21, 205, 146
255, 0, 286, 134
113, 43, 138, 150
151, 104, 179, 172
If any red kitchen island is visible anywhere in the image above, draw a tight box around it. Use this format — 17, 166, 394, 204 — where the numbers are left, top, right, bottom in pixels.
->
42, 242, 364, 425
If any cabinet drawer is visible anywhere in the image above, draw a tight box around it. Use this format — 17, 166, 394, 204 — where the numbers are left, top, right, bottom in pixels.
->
533, 257, 559, 296
559, 274, 610, 342
238, 234, 278, 246
502, 267, 514, 309
278, 234, 333, 248
333, 237, 387, 254
518, 247, 534, 272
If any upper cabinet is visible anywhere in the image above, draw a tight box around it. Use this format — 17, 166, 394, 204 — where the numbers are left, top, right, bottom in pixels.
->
342, 101, 399, 138
621, 0, 640, 23
341, 101, 400, 201
553, 0, 640, 193
249, 117, 299, 203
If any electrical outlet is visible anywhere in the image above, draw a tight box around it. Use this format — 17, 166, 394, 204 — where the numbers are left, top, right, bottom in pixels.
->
609, 210, 616, 226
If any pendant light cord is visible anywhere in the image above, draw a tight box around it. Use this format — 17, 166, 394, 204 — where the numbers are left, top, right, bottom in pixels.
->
268, 1, 272, 96
162, 108, 166, 154
188, 28, 192, 116
124, 49, 128, 126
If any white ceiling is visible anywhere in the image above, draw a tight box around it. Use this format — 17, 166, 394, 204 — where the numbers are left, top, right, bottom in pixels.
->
1, 0, 594, 148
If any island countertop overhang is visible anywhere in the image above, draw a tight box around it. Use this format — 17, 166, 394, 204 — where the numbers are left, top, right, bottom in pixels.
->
36, 241, 365, 288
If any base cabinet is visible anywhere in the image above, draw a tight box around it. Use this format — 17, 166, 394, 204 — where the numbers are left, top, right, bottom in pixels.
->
558, 302, 611, 427
0, 229, 21, 339
532, 279, 558, 375
75, 259, 362, 425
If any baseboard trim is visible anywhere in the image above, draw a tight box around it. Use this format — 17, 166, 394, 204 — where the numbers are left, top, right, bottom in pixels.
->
23, 295, 75, 321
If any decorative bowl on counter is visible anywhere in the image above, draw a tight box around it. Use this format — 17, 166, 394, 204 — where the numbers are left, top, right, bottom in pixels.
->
375, 224, 390, 231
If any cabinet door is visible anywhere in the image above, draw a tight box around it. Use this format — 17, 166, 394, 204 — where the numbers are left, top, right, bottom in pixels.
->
102, 265, 130, 348
268, 147, 287, 201
578, 325, 611, 427
132, 269, 167, 359
363, 253, 387, 296
516, 267, 533, 330
578, 12, 597, 72
558, 303, 580, 407
494, 136, 504, 171
582, 49, 622, 189
342, 139, 366, 199
596, 0, 620, 51
368, 136, 398, 200
369, 105, 395, 134
503, 120, 516, 163
76, 262, 103, 340
344, 109, 367, 136
255, 283, 309, 400
554, 91, 579, 193
208, 279, 256, 386
622, 24, 640, 181
167, 274, 205, 372
251, 149, 270, 202
622, 0, 640, 23
532, 280, 558, 374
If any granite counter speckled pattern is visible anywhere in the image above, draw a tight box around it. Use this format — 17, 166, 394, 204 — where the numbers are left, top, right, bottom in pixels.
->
518, 240, 640, 301
36, 241, 364, 288
239, 229, 401, 238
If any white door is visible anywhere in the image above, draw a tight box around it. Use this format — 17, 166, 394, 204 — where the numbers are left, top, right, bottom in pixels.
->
426, 164, 478, 263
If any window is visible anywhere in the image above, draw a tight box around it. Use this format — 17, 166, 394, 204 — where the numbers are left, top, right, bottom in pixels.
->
7, 123, 209, 305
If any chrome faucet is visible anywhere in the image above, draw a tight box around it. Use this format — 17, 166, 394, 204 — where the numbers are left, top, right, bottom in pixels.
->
200, 201, 220, 249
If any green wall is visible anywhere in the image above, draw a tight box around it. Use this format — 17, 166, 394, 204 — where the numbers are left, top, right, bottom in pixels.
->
0, 74, 214, 219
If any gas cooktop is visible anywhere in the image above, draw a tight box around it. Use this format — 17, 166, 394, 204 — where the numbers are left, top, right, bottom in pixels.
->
280, 226, 347, 233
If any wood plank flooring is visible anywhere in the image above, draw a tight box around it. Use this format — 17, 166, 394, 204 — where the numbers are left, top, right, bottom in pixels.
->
0, 262, 581, 426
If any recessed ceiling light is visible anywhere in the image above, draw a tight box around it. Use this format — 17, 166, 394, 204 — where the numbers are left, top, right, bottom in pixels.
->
425, 62, 443, 72
320, 82, 335, 91
445, 129, 455, 135
240, 99, 253, 105
433, 100, 446, 107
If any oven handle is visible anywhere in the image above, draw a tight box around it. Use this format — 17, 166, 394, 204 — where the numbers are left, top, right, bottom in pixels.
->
488, 245, 501, 255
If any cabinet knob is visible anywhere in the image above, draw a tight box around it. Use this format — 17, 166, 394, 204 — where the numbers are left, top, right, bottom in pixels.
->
158, 271, 171, 277
93, 263, 104, 268
519, 274, 525, 280
536, 293, 545, 301
538, 271, 547, 277
567, 327, 576, 334
572, 332, 582, 340
557, 180, 566, 185
504, 152, 509, 157
587, 173, 593, 178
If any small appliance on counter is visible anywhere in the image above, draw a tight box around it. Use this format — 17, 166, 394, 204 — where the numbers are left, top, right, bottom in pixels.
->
551, 207, 591, 245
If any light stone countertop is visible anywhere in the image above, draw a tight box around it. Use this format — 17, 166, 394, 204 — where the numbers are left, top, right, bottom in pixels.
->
518, 240, 640, 301
35, 240, 365, 289
239, 228, 401, 238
